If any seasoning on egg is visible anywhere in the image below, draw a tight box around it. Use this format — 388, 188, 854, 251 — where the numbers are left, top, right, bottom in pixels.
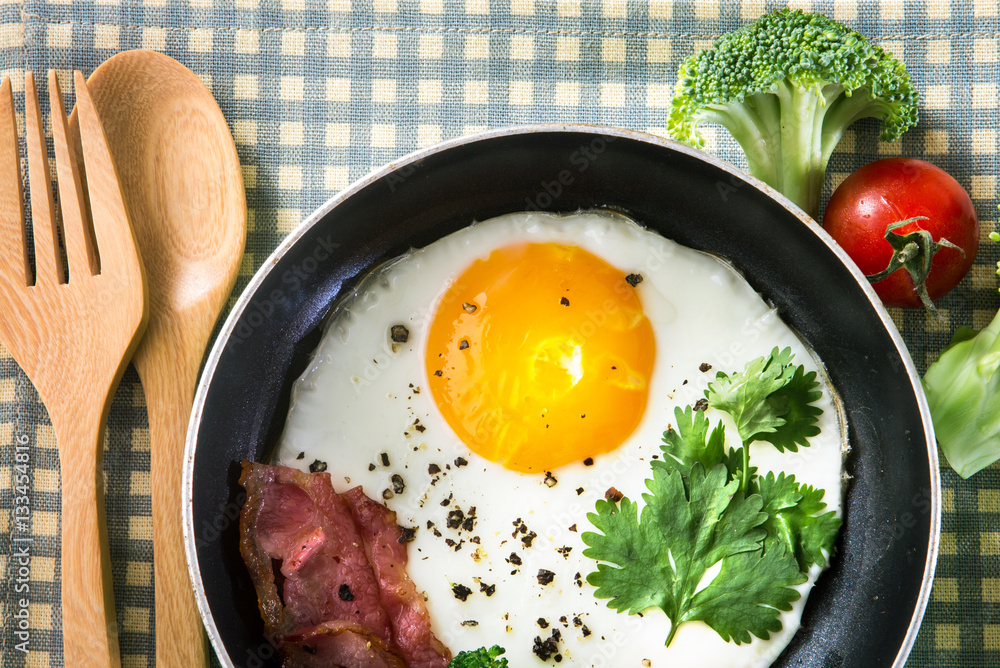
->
605, 486, 624, 502
532, 630, 562, 661
390, 324, 409, 343
308, 459, 328, 473
452, 584, 473, 601
699, 362, 712, 372
625, 273, 643, 287
462, 507, 477, 532
446, 509, 465, 529
391, 474, 405, 494
537, 569, 555, 585
543, 471, 558, 487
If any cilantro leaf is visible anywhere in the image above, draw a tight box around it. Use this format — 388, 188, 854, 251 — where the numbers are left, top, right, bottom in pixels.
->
755, 365, 823, 452
705, 347, 822, 453
757, 471, 842, 571
655, 406, 729, 477
583, 463, 801, 646
705, 347, 796, 442
448, 645, 509, 668
685, 542, 805, 644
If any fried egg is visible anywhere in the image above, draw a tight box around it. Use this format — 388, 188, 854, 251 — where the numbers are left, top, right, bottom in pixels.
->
276, 211, 846, 668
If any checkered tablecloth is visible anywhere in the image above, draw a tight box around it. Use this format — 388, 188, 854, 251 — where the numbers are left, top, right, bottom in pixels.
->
0, 0, 998, 666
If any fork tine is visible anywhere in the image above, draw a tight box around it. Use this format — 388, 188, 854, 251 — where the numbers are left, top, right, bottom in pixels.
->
49, 71, 98, 278
0, 77, 29, 287
73, 71, 140, 280
24, 71, 64, 285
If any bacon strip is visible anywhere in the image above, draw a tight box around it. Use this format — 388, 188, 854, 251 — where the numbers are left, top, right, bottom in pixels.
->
343, 487, 452, 668
281, 621, 407, 668
238, 461, 452, 668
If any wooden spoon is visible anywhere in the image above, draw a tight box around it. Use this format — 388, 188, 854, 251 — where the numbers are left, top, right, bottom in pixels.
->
72, 51, 246, 665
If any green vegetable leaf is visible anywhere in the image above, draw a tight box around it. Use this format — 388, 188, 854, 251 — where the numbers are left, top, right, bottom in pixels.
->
655, 406, 730, 477
706, 347, 822, 453
755, 365, 823, 453
448, 645, 509, 668
757, 472, 842, 572
923, 307, 1000, 478
685, 542, 805, 644
583, 463, 802, 646
706, 347, 797, 443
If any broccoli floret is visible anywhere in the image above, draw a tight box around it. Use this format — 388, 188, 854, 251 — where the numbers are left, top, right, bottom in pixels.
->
668, 9, 918, 220
448, 645, 509, 668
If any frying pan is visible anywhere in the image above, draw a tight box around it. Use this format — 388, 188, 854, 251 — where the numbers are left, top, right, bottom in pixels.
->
183, 125, 940, 668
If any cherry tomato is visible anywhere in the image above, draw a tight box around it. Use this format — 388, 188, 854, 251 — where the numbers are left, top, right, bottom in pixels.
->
823, 157, 978, 309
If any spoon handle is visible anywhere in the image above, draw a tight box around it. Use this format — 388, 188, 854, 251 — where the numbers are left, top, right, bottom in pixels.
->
145, 339, 210, 666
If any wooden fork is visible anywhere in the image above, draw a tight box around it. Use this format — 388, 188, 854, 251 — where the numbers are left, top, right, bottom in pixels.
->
0, 71, 146, 668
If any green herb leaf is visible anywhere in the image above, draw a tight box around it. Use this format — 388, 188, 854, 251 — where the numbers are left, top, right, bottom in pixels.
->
448, 645, 509, 668
685, 541, 805, 644
655, 406, 729, 477
583, 463, 802, 646
705, 347, 822, 452
757, 472, 841, 572
755, 365, 823, 453
705, 347, 796, 442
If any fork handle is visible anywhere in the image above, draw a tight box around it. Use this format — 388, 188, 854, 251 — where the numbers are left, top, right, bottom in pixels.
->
53, 394, 121, 668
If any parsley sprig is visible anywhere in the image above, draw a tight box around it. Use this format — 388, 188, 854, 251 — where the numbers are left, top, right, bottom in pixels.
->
582, 348, 842, 647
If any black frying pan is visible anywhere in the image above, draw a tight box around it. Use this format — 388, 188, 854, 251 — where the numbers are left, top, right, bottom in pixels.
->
183, 126, 939, 668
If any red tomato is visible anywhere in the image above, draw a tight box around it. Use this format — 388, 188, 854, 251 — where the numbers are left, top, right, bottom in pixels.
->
823, 158, 978, 309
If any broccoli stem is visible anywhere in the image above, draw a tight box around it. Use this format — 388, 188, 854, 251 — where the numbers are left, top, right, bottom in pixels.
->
702, 98, 781, 189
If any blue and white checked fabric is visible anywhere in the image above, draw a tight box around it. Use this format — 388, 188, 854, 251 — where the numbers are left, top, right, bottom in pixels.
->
1, 1, 999, 666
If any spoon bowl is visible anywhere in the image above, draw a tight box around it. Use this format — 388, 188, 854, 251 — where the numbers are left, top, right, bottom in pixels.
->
73, 49, 246, 666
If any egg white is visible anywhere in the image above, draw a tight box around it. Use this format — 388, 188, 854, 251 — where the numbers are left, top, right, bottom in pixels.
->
276, 211, 846, 668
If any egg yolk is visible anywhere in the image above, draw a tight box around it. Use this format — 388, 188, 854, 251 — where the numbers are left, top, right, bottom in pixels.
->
425, 242, 655, 473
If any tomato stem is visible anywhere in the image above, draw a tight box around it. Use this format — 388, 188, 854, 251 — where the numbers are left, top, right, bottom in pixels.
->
865, 216, 964, 316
